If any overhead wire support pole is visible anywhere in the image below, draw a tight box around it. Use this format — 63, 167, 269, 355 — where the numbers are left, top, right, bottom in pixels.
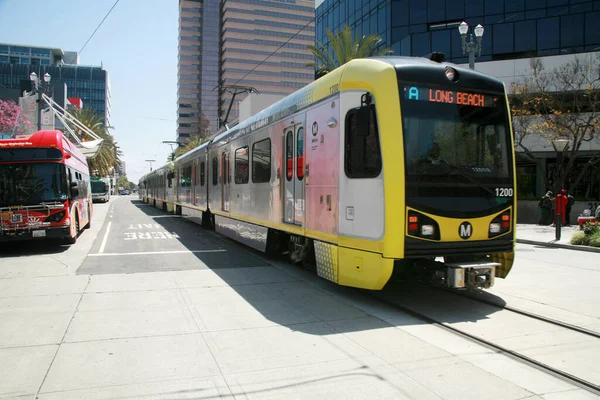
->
215, 85, 260, 128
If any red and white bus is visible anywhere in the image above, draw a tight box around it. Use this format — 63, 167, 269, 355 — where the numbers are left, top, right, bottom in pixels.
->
0, 130, 93, 244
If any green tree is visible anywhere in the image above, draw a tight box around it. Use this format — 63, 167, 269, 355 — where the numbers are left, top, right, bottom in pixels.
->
306, 25, 391, 77
66, 108, 122, 176
173, 135, 209, 158
510, 55, 600, 194
117, 174, 131, 190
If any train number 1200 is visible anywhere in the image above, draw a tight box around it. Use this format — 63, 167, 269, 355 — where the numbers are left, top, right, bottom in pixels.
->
495, 188, 513, 197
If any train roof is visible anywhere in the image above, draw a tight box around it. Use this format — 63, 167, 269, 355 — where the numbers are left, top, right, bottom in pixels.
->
139, 161, 174, 182
210, 56, 504, 146
174, 141, 210, 164
148, 55, 506, 173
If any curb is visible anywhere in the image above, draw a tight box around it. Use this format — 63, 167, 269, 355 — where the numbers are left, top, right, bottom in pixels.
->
517, 239, 600, 253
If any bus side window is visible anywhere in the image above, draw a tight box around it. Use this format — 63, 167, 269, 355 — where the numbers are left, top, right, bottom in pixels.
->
345, 105, 382, 178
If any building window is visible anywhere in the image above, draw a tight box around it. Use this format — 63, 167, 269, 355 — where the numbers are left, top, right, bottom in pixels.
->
252, 138, 271, 183
516, 165, 537, 198
345, 105, 382, 178
235, 146, 249, 184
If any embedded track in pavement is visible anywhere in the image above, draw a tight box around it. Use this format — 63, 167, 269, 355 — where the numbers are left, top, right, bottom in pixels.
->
370, 283, 600, 397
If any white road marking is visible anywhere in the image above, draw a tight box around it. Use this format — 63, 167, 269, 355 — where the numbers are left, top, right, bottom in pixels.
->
88, 249, 226, 257
98, 221, 112, 253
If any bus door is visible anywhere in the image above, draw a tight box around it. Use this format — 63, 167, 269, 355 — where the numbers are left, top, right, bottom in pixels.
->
283, 124, 305, 225
221, 151, 230, 212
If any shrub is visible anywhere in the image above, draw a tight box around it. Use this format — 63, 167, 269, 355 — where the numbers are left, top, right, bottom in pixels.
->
587, 231, 600, 248
582, 222, 600, 236
570, 231, 589, 246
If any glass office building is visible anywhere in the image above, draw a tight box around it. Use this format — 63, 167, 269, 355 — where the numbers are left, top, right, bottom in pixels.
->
316, 0, 600, 63
0, 43, 111, 126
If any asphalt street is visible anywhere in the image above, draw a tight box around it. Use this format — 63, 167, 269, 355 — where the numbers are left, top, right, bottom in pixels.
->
79, 198, 271, 275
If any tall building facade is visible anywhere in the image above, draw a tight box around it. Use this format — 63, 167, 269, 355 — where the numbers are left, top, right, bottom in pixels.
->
219, 0, 315, 125
0, 43, 111, 126
315, 0, 600, 62
177, 0, 315, 144
178, 0, 220, 144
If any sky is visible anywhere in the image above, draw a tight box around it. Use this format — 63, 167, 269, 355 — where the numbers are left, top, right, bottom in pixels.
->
0, 0, 178, 183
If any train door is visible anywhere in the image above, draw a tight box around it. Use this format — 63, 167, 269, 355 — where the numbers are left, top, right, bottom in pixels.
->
221, 151, 230, 212
283, 123, 305, 225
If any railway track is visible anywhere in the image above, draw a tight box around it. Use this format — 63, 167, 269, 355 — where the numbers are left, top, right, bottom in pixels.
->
435, 285, 600, 339
371, 285, 600, 397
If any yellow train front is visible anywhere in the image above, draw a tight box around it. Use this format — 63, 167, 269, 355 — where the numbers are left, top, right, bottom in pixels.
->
326, 56, 516, 291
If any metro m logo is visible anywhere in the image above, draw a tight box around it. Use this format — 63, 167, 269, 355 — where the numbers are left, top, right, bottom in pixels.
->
459, 222, 473, 240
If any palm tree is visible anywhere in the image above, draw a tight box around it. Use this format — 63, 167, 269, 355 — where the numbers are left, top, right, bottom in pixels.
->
66, 108, 121, 176
173, 135, 208, 159
306, 25, 391, 77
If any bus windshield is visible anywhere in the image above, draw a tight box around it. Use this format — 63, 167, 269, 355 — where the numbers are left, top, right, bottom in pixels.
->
91, 181, 107, 194
0, 163, 68, 207
400, 84, 511, 183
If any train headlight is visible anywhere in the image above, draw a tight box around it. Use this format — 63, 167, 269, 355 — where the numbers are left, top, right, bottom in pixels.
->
421, 225, 435, 236
489, 223, 501, 234
445, 67, 457, 82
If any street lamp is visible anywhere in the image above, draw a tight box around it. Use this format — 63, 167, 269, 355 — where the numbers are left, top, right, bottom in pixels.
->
459, 22, 484, 70
551, 138, 571, 241
162, 140, 180, 161
29, 72, 52, 130
145, 159, 156, 171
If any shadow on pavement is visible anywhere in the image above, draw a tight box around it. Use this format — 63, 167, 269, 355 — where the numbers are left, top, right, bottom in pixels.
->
115, 199, 503, 334
0, 238, 69, 256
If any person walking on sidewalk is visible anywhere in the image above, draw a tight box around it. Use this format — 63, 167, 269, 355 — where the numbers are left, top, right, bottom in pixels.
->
538, 191, 554, 225
565, 191, 575, 226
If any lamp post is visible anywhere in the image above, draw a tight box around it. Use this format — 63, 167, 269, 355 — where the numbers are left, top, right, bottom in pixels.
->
458, 22, 484, 70
29, 72, 52, 130
551, 138, 570, 241
145, 159, 156, 171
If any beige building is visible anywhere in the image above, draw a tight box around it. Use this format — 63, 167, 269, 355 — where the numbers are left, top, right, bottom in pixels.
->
219, 0, 315, 128
178, 0, 315, 143
177, 0, 220, 144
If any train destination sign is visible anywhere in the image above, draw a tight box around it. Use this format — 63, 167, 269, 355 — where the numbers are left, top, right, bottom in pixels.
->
404, 86, 497, 108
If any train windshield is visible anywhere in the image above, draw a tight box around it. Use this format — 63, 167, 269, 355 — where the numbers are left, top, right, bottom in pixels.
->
0, 162, 68, 207
400, 84, 511, 183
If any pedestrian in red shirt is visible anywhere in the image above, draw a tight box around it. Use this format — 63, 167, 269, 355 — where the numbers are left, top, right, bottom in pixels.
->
552, 190, 567, 225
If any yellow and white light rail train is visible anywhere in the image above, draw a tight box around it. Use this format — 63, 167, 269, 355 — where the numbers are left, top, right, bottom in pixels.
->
140, 56, 517, 290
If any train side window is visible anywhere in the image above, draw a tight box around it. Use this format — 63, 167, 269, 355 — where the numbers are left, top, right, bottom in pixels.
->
345, 105, 382, 178
212, 157, 218, 186
297, 127, 304, 180
235, 146, 249, 184
286, 130, 293, 181
252, 138, 271, 183
200, 161, 205, 186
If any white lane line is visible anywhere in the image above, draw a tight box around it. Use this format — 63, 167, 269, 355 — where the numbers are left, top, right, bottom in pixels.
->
88, 249, 227, 257
98, 221, 112, 254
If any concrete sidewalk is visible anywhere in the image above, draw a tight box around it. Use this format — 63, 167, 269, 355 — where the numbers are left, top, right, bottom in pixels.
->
516, 223, 600, 253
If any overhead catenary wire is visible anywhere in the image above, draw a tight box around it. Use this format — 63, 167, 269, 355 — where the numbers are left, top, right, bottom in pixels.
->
69, 0, 121, 63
